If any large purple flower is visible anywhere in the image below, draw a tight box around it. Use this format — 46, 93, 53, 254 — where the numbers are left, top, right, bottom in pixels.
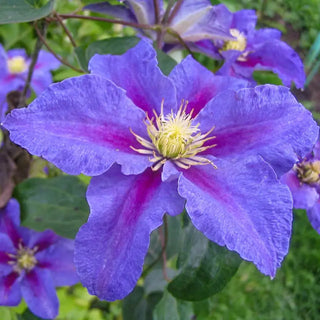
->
84, 0, 233, 44
3, 41, 318, 301
0, 45, 60, 118
195, 6, 305, 88
281, 141, 320, 234
0, 199, 78, 319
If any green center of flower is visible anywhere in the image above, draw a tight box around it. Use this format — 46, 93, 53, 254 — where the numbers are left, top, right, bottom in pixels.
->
295, 160, 320, 185
8, 243, 38, 273
222, 29, 247, 52
131, 100, 217, 171
7, 56, 27, 74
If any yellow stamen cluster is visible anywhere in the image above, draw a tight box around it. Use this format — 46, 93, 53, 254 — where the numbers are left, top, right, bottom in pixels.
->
295, 160, 320, 185
222, 29, 247, 52
131, 100, 217, 171
8, 243, 38, 273
7, 56, 27, 74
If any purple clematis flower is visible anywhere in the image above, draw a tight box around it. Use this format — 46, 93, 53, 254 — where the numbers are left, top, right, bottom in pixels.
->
195, 6, 305, 88
3, 41, 318, 301
0, 199, 78, 319
0, 44, 60, 118
84, 0, 233, 45
281, 141, 320, 234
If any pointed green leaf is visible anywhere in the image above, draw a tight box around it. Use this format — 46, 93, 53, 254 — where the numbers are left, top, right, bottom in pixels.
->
0, 0, 54, 24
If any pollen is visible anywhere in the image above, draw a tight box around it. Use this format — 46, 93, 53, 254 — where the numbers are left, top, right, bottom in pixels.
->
295, 160, 320, 185
222, 29, 247, 52
7, 56, 27, 74
130, 100, 217, 171
8, 242, 38, 273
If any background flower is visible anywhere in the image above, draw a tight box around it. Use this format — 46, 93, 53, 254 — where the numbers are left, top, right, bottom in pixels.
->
0, 199, 78, 319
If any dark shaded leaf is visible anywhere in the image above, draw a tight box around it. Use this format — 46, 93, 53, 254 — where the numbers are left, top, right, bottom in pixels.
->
153, 290, 193, 320
13, 176, 89, 238
168, 223, 242, 301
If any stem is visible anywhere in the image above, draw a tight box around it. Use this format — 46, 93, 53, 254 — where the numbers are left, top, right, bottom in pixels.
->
58, 14, 155, 30
54, 11, 77, 47
142, 215, 168, 277
162, 0, 176, 24
34, 22, 84, 73
167, 0, 183, 25
167, 28, 195, 58
20, 20, 47, 107
153, 0, 160, 24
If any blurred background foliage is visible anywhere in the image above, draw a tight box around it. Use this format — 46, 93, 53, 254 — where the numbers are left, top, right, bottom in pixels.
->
1, 0, 320, 319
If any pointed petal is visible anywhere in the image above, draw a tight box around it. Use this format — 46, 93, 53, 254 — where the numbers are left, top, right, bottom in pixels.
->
36, 238, 78, 287
21, 269, 59, 319
197, 85, 318, 176
89, 40, 177, 115
75, 164, 184, 301
0, 199, 21, 229
169, 55, 248, 116
0, 233, 15, 277
178, 156, 293, 277
0, 272, 21, 306
4, 75, 151, 176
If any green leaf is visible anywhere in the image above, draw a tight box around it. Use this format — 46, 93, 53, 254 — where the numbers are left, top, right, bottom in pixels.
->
0, 0, 54, 24
153, 290, 193, 320
168, 223, 242, 301
86, 36, 140, 61
13, 176, 89, 239
19, 309, 42, 320
122, 286, 147, 320
156, 49, 177, 75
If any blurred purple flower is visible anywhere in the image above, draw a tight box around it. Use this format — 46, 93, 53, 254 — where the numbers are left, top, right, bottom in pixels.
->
281, 141, 320, 234
3, 41, 318, 301
0, 45, 60, 118
84, 0, 233, 45
195, 6, 305, 88
0, 199, 78, 319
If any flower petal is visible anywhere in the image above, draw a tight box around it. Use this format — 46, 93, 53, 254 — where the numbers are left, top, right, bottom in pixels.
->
84, 2, 137, 22
231, 9, 257, 34
197, 85, 318, 176
178, 156, 293, 277
280, 170, 319, 209
0, 233, 15, 277
0, 198, 21, 228
243, 40, 306, 88
21, 268, 59, 319
169, 1, 233, 42
307, 201, 320, 234
169, 55, 249, 116
0, 272, 21, 306
4, 75, 151, 175
89, 40, 177, 115
75, 164, 184, 301
36, 238, 78, 287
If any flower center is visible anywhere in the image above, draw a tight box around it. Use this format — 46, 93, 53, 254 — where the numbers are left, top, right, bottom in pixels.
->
295, 160, 320, 185
131, 100, 217, 171
7, 56, 27, 74
222, 29, 247, 52
8, 243, 38, 273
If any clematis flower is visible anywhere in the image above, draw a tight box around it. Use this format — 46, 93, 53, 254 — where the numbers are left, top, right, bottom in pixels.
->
281, 141, 320, 234
84, 0, 233, 45
0, 44, 60, 117
195, 6, 305, 88
0, 199, 78, 319
3, 41, 318, 301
